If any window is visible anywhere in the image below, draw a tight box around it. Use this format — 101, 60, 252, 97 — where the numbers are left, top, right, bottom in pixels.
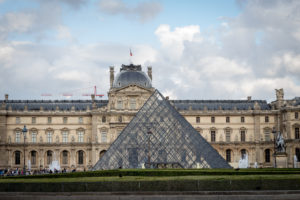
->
241, 116, 245, 123
78, 130, 84, 143
46, 131, 52, 143
295, 112, 299, 119
16, 117, 20, 124
265, 149, 270, 163
15, 151, 20, 165
265, 116, 269, 123
226, 149, 232, 162
211, 116, 215, 123
101, 132, 107, 143
31, 151, 36, 165
78, 150, 84, 164
63, 117, 68, 124
264, 129, 270, 141
15, 131, 21, 143
118, 116, 122, 123
211, 130, 216, 142
62, 131, 68, 143
296, 148, 300, 162
241, 130, 246, 142
47, 151, 52, 165
102, 116, 106, 123
225, 129, 230, 142
31, 131, 37, 143
99, 150, 106, 159
48, 117, 52, 124
130, 98, 136, 109
226, 116, 230, 123
79, 117, 83, 124
295, 127, 299, 139
62, 151, 68, 164
117, 100, 123, 109
32, 117, 36, 124
196, 116, 200, 123
241, 149, 246, 159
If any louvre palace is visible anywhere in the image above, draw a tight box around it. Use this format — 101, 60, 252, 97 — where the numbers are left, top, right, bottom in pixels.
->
0, 64, 300, 171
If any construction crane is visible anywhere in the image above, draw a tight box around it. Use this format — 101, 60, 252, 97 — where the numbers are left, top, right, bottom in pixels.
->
41, 85, 104, 98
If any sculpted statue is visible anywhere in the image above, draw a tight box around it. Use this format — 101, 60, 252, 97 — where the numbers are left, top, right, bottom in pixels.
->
276, 88, 284, 100
275, 132, 285, 153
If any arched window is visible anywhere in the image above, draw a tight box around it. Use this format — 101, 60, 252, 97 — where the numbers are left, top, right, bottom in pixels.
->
31, 151, 37, 165
102, 116, 106, 123
241, 149, 247, 159
99, 150, 106, 159
226, 149, 232, 162
296, 148, 300, 161
295, 128, 299, 139
211, 130, 216, 142
15, 151, 21, 165
265, 149, 270, 163
47, 150, 52, 165
62, 150, 68, 165
78, 150, 84, 164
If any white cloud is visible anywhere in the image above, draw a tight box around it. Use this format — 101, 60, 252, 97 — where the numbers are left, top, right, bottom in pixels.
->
98, 0, 162, 22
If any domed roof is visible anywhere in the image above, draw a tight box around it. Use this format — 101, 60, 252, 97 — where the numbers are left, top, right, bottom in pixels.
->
113, 64, 152, 88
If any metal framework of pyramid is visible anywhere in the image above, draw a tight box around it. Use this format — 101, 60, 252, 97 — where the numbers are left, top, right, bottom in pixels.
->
93, 90, 231, 170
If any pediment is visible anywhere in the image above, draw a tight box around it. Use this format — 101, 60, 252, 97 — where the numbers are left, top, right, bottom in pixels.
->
112, 85, 153, 94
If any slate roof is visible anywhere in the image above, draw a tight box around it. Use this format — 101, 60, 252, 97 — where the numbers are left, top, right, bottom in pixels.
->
0, 100, 108, 111
292, 97, 300, 106
171, 100, 271, 111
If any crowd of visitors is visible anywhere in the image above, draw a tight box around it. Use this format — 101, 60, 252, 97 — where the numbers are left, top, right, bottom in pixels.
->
0, 168, 79, 176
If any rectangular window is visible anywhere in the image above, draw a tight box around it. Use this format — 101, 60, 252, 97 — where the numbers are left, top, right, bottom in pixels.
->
47, 151, 52, 165
15, 151, 20, 165
101, 132, 107, 143
226, 116, 230, 123
265, 130, 270, 141
79, 117, 83, 124
16, 117, 20, 124
196, 116, 200, 123
130, 98, 136, 109
226, 150, 231, 162
211, 116, 215, 123
15, 131, 21, 143
295, 112, 299, 119
78, 131, 84, 143
118, 116, 122, 123
47, 131, 52, 143
63, 117, 68, 124
225, 130, 230, 142
48, 117, 52, 124
32, 117, 36, 124
117, 100, 123, 109
62, 131, 68, 143
241, 130, 246, 142
265, 116, 269, 123
295, 127, 300, 139
241, 116, 245, 123
211, 130, 216, 142
31, 132, 37, 143
62, 151, 68, 164
31, 151, 36, 165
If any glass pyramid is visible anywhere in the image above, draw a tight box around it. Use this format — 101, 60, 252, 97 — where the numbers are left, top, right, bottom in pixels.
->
93, 90, 231, 170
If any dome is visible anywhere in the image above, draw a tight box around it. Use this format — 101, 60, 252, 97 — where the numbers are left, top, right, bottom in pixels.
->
112, 64, 152, 88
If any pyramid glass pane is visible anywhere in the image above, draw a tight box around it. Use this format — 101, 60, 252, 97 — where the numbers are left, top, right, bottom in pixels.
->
93, 90, 231, 170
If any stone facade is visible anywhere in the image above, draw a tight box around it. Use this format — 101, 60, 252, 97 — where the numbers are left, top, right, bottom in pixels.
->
0, 64, 300, 170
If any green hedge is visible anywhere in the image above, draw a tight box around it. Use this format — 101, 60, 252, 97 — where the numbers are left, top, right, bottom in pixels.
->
2, 168, 300, 179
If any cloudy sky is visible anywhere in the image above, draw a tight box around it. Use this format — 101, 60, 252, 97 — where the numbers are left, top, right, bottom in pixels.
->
1, 0, 300, 101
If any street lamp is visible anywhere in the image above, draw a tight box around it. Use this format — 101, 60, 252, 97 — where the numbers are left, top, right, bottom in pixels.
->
22, 125, 27, 174
272, 127, 277, 168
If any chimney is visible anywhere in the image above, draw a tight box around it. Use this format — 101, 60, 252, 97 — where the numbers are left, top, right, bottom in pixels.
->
5, 94, 8, 101
275, 88, 284, 108
110, 66, 114, 88
247, 96, 251, 101
147, 66, 152, 81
